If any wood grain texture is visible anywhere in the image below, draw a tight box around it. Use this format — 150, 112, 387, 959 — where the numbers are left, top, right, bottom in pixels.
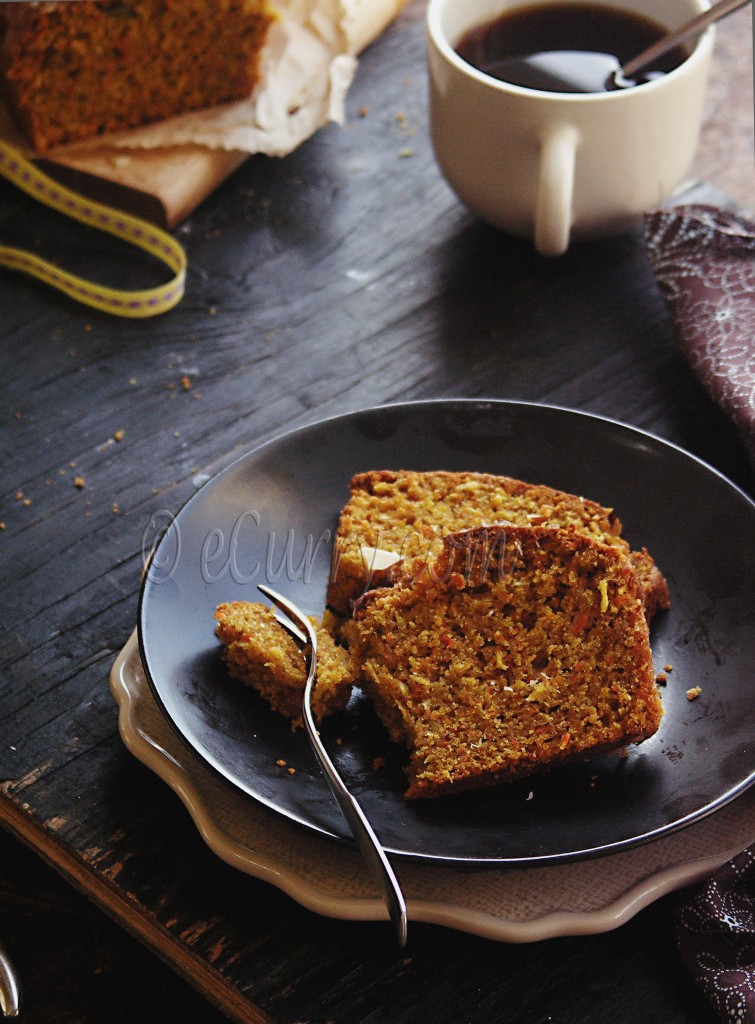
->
690, 5, 754, 213
0, 2, 751, 1022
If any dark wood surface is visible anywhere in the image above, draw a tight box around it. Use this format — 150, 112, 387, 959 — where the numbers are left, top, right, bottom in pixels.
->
0, 3, 752, 1022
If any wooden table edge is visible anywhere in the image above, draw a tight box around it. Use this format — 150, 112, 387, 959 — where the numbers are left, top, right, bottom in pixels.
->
0, 797, 275, 1024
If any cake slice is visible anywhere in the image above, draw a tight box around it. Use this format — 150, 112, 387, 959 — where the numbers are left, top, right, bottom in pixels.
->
214, 602, 357, 727
0, 0, 277, 153
327, 469, 669, 620
353, 524, 663, 799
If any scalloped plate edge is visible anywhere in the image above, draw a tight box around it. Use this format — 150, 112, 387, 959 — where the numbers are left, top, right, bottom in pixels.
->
110, 632, 751, 942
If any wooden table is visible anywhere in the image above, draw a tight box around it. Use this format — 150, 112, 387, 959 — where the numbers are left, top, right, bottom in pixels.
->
0, 4, 752, 1022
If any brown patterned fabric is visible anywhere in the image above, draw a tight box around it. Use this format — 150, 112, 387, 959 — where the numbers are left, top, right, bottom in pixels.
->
647, 204, 754, 1019
645, 205, 755, 461
677, 846, 755, 1023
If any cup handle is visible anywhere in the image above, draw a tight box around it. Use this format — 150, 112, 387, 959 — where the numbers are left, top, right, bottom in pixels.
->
535, 124, 579, 257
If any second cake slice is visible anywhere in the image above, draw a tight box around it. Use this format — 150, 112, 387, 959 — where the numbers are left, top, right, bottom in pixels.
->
327, 470, 669, 620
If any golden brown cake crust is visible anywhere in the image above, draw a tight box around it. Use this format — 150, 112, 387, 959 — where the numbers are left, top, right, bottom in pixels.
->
354, 524, 663, 799
628, 547, 671, 619
0, 0, 276, 153
327, 469, 668, 620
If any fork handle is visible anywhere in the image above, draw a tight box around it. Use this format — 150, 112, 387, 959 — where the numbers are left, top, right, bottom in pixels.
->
258, 584, 409, 948
303, 705, 409, 948
0, 943, 20, 1018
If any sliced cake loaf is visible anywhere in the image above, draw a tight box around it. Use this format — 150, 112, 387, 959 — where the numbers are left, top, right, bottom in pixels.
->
353, 524, 663, 799
0, 0, 277, 152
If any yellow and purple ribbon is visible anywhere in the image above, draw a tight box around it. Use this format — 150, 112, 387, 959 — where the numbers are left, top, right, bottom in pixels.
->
0, 138, 186, 317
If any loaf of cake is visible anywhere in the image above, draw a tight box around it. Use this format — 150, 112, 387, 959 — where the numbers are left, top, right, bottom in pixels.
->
353, 524, 663, 799
0, 0, 277, 153
214, 601, 357, 727
327, 470, 669, 620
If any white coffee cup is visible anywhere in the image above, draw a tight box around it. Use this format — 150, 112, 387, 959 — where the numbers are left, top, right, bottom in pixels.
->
426, 0, 714, 256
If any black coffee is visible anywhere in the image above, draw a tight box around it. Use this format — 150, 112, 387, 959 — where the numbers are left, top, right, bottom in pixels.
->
455, 3, 689, 93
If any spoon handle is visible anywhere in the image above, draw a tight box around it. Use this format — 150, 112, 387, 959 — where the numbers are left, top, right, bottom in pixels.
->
621, 0, 751, 78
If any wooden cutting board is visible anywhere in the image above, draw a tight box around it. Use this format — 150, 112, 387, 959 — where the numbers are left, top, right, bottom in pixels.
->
35, 145, 250, 229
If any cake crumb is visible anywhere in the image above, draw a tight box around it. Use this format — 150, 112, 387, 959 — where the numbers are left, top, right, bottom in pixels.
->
664, 664, 673, 673
73, 476, 85, 489
686, 686, 702, 701
655, 672, 667, 685
276, 759, 286, 767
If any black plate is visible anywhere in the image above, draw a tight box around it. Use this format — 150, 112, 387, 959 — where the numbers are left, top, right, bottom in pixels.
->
138, 400, 755, 865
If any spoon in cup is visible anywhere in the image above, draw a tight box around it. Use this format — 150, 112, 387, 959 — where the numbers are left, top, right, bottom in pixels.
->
482, 0, 751, 93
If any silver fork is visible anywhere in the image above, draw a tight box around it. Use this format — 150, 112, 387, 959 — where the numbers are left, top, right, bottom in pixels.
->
258, 585, 408, 949
0, 942, 20, 1018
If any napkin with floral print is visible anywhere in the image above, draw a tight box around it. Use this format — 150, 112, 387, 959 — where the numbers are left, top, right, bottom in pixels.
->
644, 204, 755, 462
646, 203, 755, 1021
676, 845, 755, 1023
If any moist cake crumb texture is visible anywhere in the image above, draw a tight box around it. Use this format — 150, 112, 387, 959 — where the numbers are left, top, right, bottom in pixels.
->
0, 0, 277, 152
214, 601, 357, 728
353, 524, 663, 799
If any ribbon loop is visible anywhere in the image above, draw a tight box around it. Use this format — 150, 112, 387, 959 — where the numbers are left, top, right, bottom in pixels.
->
0, 139, 186, 317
